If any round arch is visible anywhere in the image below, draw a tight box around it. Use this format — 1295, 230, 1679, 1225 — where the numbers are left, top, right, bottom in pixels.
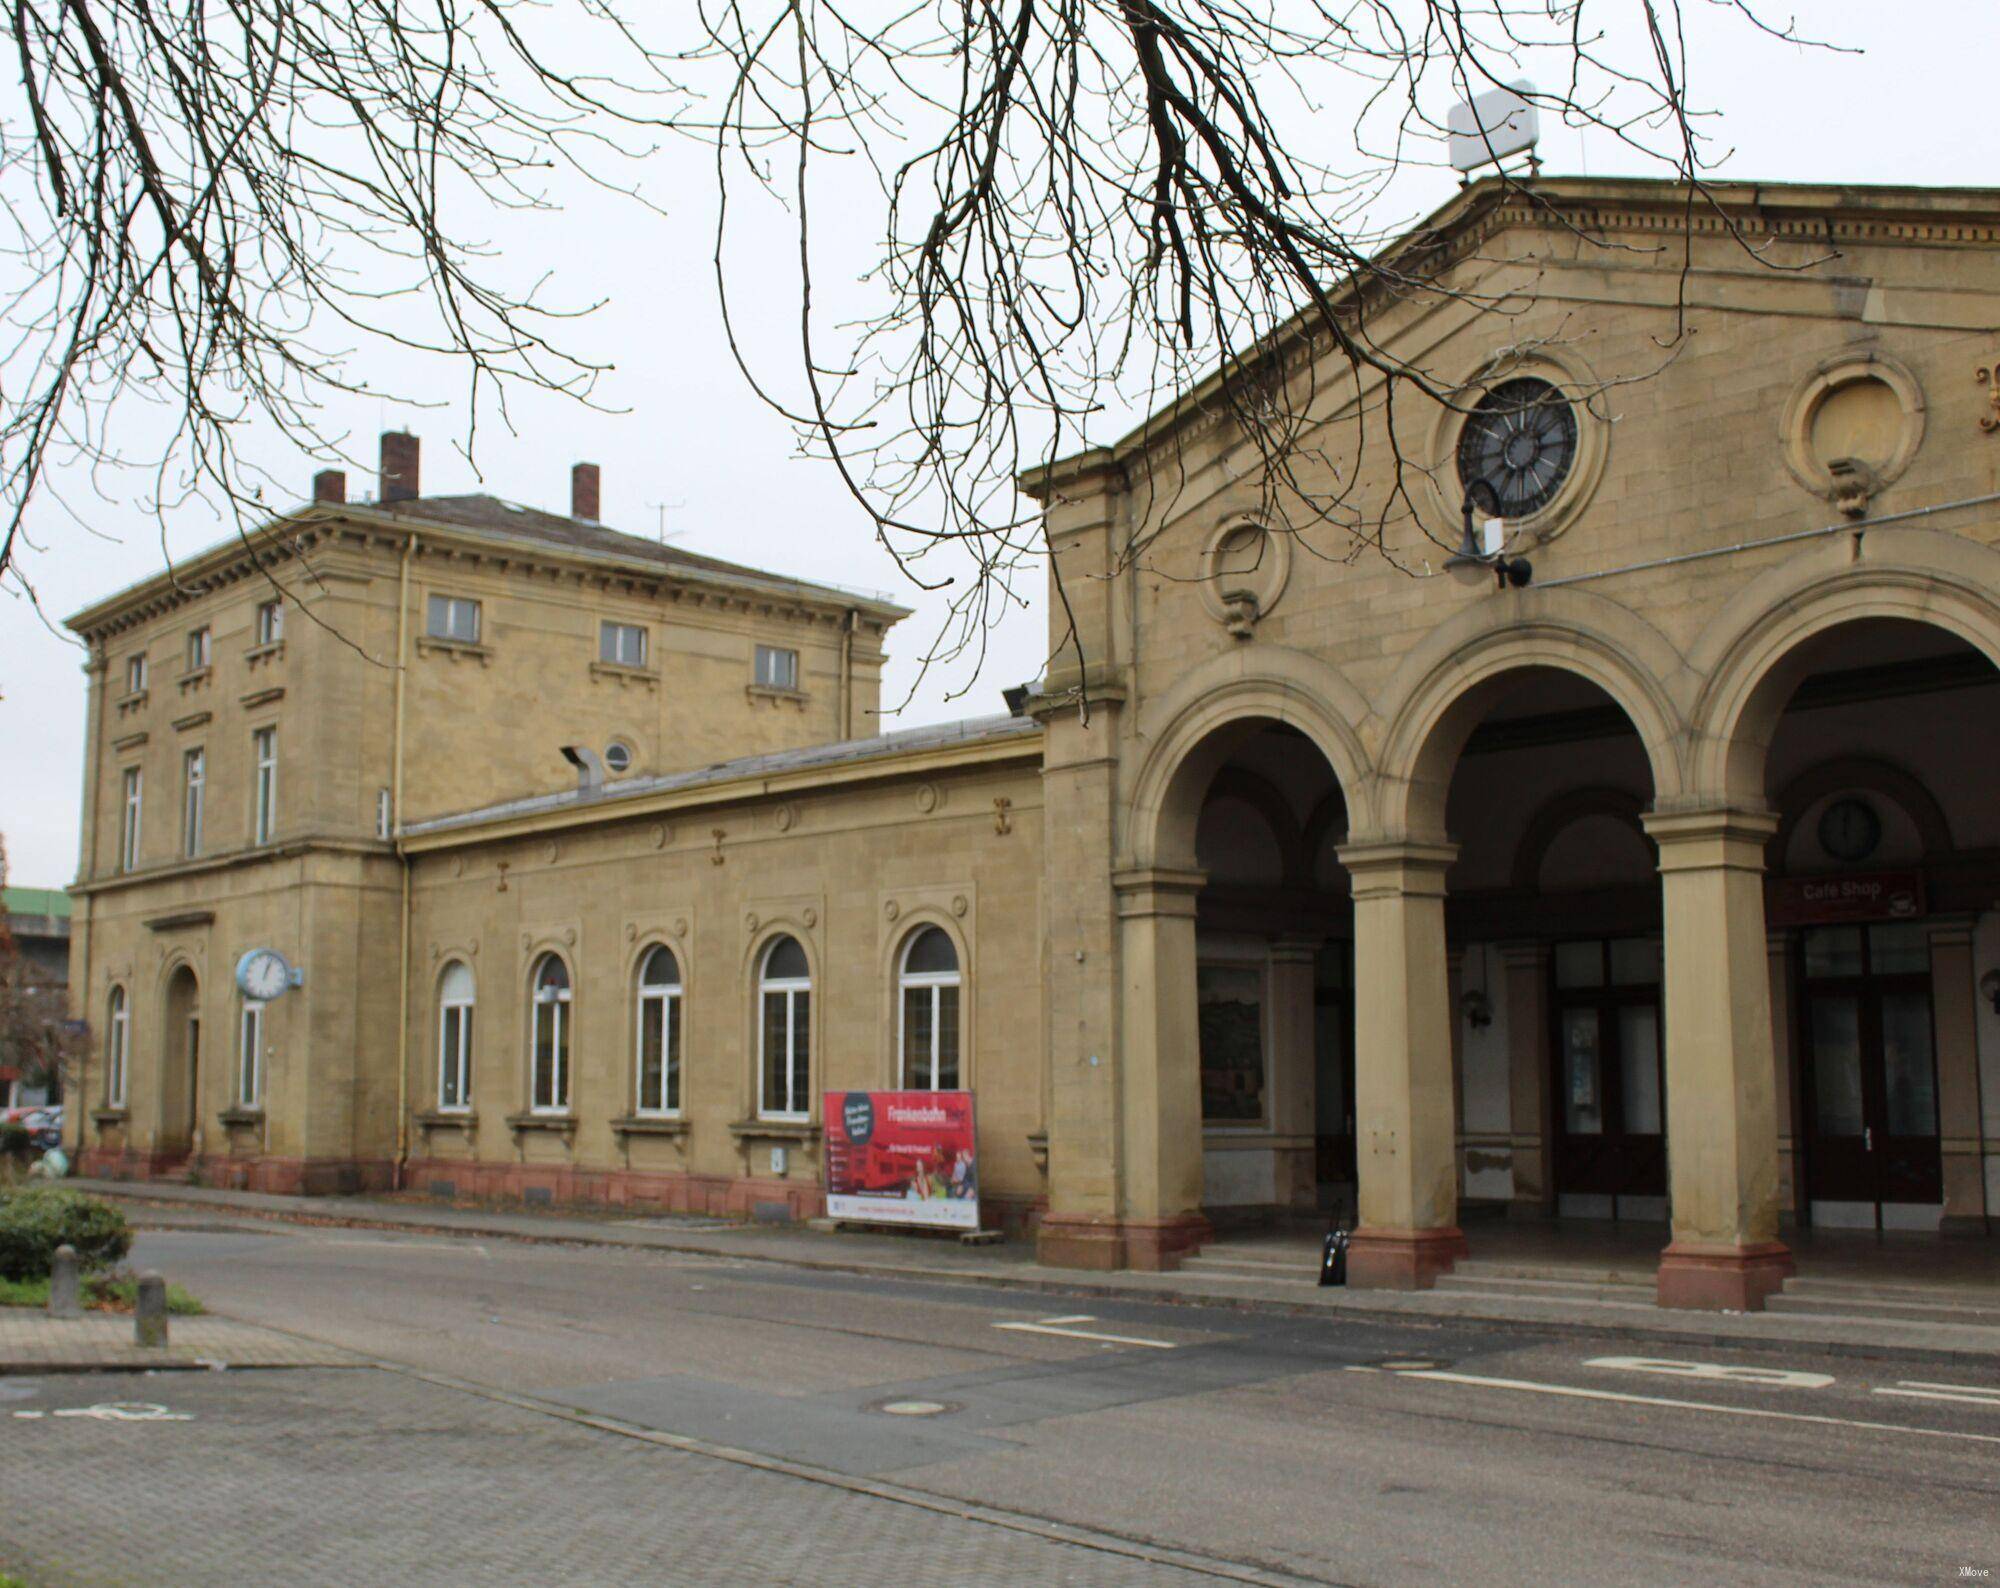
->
1686, 530, 2000, 802
1124, 645, 1373, 872
1769, 754, 1955, 868
1371, 595, 1688, 838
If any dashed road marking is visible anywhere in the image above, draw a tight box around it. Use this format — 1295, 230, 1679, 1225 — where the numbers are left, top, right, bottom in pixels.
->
1388, 1368, 2000, 1446
992, 1315, 1179, 1350
1585, 1356, 1834, 1390
1874, 1381, 2000, 1410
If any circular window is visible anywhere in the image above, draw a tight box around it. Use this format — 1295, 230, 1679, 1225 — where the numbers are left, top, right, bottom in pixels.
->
604, 741, 633, 775
1456, 377, 1579, 518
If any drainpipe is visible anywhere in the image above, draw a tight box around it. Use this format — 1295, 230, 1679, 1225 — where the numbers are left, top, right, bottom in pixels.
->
392, 534, 416, 1189
840, 609, 857, 738
71, 646, 107, 1157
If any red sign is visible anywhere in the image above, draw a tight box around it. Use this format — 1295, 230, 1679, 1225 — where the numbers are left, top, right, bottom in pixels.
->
823, 1090, 979, 1231
1768, 870, 1924, 927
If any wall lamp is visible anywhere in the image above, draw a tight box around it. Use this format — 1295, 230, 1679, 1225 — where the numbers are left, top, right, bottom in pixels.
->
1445, 478, 1533, 590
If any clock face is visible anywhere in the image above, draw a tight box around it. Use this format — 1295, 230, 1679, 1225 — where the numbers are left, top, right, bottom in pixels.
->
1456, 377, 1579, 518
237, 948, 290, 1001
1817, 797, 1882, 864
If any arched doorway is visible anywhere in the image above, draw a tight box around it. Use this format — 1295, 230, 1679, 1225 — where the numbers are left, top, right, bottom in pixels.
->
158, 965, 202, 1161
1746, 618, 1999, 1235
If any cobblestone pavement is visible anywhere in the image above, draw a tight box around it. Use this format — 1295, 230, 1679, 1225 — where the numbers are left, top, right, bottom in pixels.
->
0, 1313, 360, 1371
0, 1369, 1255, 1588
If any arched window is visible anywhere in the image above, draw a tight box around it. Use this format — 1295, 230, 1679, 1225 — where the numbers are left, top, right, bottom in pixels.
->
530, 953, 572, 1113
898, 927, 961, 1090
758, 935, 811, 1120
635, 945, 682, 1115
105, 986, 130, 1109
437, 962, 475, 1111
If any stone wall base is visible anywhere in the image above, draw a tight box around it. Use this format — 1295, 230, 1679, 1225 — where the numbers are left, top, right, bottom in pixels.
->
78, 1148, 394, 1196
1346, 1226, 1469, 1290
1035, 1212, 1211, 1271
1655, 1239, 1794, 1311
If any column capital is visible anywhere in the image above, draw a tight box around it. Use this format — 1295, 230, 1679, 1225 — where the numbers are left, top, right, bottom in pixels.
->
1110, 865, 1205, 919
1642, 805, 1779, 872
1497, 939, 1550, 971
1267, 937, 1322, 966
1335, 836, 1458, 899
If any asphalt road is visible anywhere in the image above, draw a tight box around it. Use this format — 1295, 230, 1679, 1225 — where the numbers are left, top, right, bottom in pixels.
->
9, 1218, 1999, 1586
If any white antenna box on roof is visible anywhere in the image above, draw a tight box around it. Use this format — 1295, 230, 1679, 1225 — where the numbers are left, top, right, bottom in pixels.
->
1447, 79, 1540, 177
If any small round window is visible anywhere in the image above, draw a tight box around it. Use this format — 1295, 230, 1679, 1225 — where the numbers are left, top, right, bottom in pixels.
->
1456, 377, 1578, 518
604, 741, 633, 775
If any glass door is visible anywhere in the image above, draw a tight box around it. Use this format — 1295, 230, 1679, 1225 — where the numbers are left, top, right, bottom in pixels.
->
1800, 923, 1942, 1224
1549, 938, 1666, 1220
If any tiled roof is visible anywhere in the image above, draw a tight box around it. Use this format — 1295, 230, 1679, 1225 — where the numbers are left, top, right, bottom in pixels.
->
404, 713, 1041, 837
2, 887, 71, 922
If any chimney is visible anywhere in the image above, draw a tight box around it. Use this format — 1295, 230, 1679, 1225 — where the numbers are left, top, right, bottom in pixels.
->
571, 461, 601, 523
379, 431, 420, 504
312, 469, 346, 505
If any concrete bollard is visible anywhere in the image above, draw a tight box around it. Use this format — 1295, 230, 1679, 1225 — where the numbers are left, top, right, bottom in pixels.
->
133, 1272, 169, 1348
47, 1244, 81, 1319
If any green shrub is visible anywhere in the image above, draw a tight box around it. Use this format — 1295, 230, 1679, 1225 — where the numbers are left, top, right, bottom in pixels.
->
0, 1186, 132, 1281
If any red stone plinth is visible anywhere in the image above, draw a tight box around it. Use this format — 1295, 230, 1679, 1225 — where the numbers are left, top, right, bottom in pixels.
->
1345, 1226, 1469, 1290
1655, 1239, 1794, 1311
1035, 1213, 1211, 1272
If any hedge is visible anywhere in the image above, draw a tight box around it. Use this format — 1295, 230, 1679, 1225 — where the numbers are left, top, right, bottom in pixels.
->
0, 1186, 132, 1281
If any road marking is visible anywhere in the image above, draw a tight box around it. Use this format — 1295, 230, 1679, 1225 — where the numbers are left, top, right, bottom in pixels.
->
1585, 1355, 1833, 1390
48, 1402, 191, 1423
992, 1315, 1178, 1350
1391, 1368, 2000, 1446
1874, 1381, 2000, 1410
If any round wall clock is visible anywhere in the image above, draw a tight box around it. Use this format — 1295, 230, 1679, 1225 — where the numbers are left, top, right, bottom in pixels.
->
1817, 797, 1882, 864
1456, 377, 1579, 517
235, 947, 294, 1001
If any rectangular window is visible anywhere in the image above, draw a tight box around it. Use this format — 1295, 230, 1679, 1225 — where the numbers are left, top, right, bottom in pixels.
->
1197, 962, 1266, 1123
252, 727, 277, 844
376, 788, 393, 840
182, 748, 205, 858
600, 621, 648, 668
125, 654, 147, 695
754, 644, 799, 691
120, 767, 143, 872
637, 990, 681, 1114
532, 999, 570, 1112
186, 626, 211, 672
239, 1001, 265, 1109
256, 599, 284, 646
439, 1005, 473, 1111
426, 594, 481, 644
761, 988, 810, 1118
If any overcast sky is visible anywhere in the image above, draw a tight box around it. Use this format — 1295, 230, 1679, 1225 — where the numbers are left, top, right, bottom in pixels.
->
1, 3, 1993, 887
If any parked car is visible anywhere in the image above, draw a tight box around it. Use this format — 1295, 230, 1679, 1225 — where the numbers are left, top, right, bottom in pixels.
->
22, 1107, 63, 1151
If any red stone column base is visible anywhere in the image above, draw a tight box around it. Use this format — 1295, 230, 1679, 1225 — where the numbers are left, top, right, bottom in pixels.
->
1346, 1227, 1468, 1290
1655, 1240, 1793, 1311
1035, 1213, 1211, 1272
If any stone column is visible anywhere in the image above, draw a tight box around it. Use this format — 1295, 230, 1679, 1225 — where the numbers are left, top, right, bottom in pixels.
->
1104, 866, 1210, 1269
1928, 919, 1990, 1235
1643, 807, 1792, 1310
1336, 838, 1466, 1288
1267, 938, 1321, 1209
1766, 928, 1801, 1223
1500, 941, 1554, 1218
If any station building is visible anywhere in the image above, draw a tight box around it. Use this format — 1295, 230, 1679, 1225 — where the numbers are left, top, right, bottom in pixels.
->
65, 177, 2000, 1308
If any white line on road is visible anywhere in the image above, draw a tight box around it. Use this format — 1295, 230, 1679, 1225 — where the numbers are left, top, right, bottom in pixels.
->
1393, 1368, 2000, 1446
993, 1316, 1179, 1350
1874, 1382, 2000, 1409
1584, 1356, 1834, 1390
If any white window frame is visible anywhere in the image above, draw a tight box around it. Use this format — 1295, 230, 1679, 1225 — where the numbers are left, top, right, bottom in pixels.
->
106, 986, 129, 1109
256, 599, 284, 646
754, 644, 799, 691
187, 625, 211, 672
437, 963, 475, 1113
125, 654, 147, 694
758, 940, 812, 1122
600, 621, 648, 668
182, 747, 205, 858
634, 946, 682, 1117
239, 1000, 265, 1109
529, 954, 572, 1115
120, 767, 143, 872
898, 928, 962, 1091
426, 594, 481, 644
252, 727, 277, 844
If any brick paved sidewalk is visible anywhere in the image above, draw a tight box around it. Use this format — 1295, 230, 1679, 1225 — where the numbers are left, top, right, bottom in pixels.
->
0, 1311, 360, 1372
0, 1368, 1262, 1587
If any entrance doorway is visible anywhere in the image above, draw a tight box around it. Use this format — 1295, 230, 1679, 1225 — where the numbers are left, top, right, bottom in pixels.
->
159, 966, 201, 1160
1313, 941, 1356, 1215
1549, 937, 1666, 1221
1799, 921, 1942, 1228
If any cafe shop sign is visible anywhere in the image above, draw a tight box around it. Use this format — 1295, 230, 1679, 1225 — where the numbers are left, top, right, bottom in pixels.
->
1768, 869, 1924, 928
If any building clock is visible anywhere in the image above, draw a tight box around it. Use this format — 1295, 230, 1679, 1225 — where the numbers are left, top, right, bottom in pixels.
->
235, 947, 296, 1001
1817, 797, 1882, 864
1456, 376, 1579, 518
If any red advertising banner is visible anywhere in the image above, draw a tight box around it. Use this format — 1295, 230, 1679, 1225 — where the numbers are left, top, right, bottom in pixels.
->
823, 1090, 979, 1231
1768, 869, 1925, 928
